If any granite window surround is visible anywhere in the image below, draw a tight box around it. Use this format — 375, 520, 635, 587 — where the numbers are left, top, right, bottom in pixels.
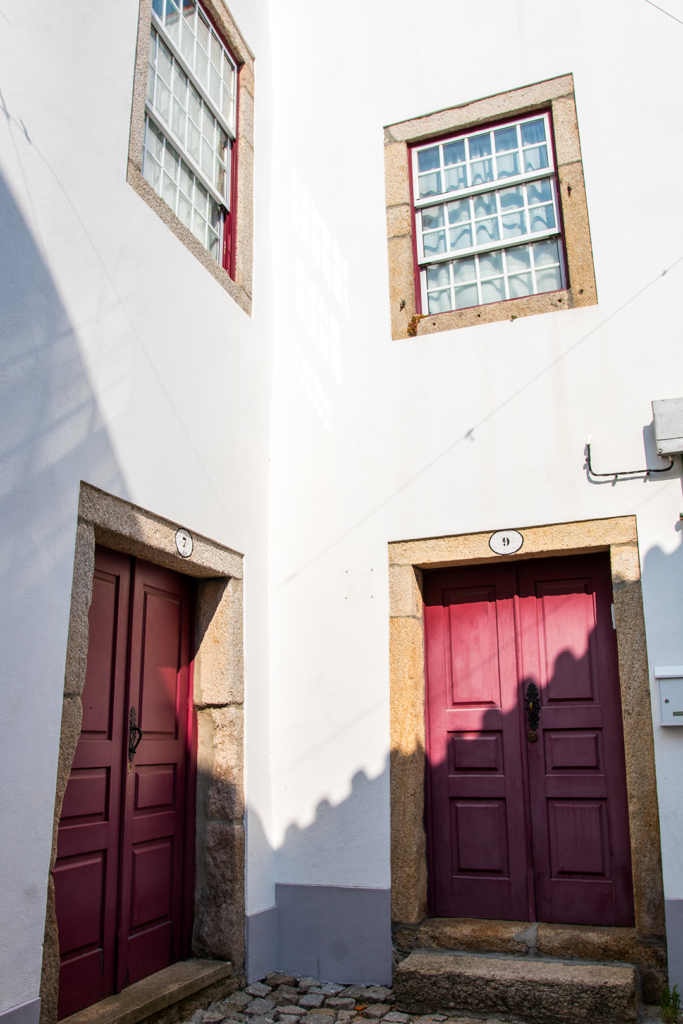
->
128, 0, 254, 314
384, 74, 597, 339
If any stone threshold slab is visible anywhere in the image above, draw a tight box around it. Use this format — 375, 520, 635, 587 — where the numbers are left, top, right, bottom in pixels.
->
394, 949, 638, 1023
60, 959, 233, 1024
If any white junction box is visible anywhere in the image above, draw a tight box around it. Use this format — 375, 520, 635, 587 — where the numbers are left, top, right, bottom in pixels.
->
655, 667, 683, 725
652, 398, 683, 456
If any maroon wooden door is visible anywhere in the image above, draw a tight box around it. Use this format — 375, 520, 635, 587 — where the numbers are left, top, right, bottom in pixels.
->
424, 553, 634, 927
54, 549, 130, 1018
54, 548, 195, 1019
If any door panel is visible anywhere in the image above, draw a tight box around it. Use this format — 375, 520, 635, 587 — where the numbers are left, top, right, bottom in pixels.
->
55, 549, 130, 1019
424, 564, 530, 921
517, 556, 634, 927
117, 559, 193, 989
424, 554, 634, 927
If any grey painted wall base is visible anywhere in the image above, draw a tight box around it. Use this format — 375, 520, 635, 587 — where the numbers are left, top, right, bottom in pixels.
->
246, 906, 278, 983
275, 884, 391, 985
0, 1001, 41, 1024
666, 898, 683, 989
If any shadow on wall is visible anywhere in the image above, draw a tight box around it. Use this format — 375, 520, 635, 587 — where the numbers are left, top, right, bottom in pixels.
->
0, 167, 126, 1021
245, 763, 392, 986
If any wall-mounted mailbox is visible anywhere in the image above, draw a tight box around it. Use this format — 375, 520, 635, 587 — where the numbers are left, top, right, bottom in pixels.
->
652, 398, 683, 456
655, 666, 683, 725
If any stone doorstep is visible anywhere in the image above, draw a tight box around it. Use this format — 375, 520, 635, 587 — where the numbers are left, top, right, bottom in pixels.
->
60, 960, 234, 1024
393, 949, 639, 1024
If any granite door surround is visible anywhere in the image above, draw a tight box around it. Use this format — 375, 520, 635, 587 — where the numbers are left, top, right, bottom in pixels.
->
39, 482, 245, 1024
388, 516, 667, 1000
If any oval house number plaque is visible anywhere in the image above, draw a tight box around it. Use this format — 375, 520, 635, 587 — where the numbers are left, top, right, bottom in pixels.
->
489, 529, 523, 555
175, 528, 193, 558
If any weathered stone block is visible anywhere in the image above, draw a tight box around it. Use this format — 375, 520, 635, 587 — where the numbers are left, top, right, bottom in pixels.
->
393, 950, 638, 1023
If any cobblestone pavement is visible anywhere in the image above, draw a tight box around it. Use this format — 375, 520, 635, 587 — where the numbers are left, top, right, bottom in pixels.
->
182, 972, 667, 1024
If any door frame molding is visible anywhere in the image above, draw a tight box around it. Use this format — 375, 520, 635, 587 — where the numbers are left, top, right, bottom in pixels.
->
388, 516, 667, 993
40, 482, 246, 1024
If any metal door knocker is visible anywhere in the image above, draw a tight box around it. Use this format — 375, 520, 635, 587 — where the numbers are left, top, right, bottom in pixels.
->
525, 682, 540, 742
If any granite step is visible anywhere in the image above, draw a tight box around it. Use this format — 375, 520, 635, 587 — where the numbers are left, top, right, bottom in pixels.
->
393, 949, 638, 1024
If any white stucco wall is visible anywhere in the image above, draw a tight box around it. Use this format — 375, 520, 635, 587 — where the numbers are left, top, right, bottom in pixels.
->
267, 0, 683, 904
0, 0, 274, 1013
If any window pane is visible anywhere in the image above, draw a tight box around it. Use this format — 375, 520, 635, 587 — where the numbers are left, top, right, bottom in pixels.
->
165, 0, 180, 38
427, 263, 450, 289
422, 207, 445, 230
197, 12, 210, 51
481, 278, 505, 303
495, 126, 518, 152
499, 186, 524, 210
532, 238, 559, 266
418, 147, 440, 173
172, 103, 186, 142
158, 40, 173, 83
222, 85, 234, 124
423, 231, 447, 255
223, 53, 234, 94
524, 145, 548, 171
521, 119, 546, 146
193, 211, 207, 244
146, 63, 155, 104
508, 273, 533, 297
189, 85, 201, 125
450, 224, 473, 250
470, 159, 493, 186
496, 151, 519, 178
454, 283, 478, 309
445, 165, 467, 191
529, 204, 555, 232
208, 230, 221, 262
209, 63, 221, 103
419, 172, 442, 198
178, 191, 193, 229
473, 192, 496, 218
452, 256, 476, 283
180, 160, 193, 197
468, 133, 491, 159
476, 218, 499, 245
210, 31, 222, 69
502, 211, 526, 238
196, 41, 209, 86
506, 245, 531, 271
447, 199, 470, 224
146, 118, 164, 161
162, 171, 177, 207
443, 140, 466, 166
156, 79, 171, 122
143, 152, 162, 191
535, 265, 562, 291
479, 251, 503, 278
173, 65, 187, 102
181, 6, 195, 60
163, 140, 179, 176
428, 289, 452, 314
527, 178, 552, 205
188, 121, 201, 162
152, 0, 164, 16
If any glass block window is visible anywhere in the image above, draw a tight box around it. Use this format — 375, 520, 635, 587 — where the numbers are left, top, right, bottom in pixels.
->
412, 114, 566, 314
143, 0, 237, 265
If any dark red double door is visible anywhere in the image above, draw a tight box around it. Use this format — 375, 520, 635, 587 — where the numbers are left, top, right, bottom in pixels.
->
424, 553, 634, 926
54, 548, 195, 1019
